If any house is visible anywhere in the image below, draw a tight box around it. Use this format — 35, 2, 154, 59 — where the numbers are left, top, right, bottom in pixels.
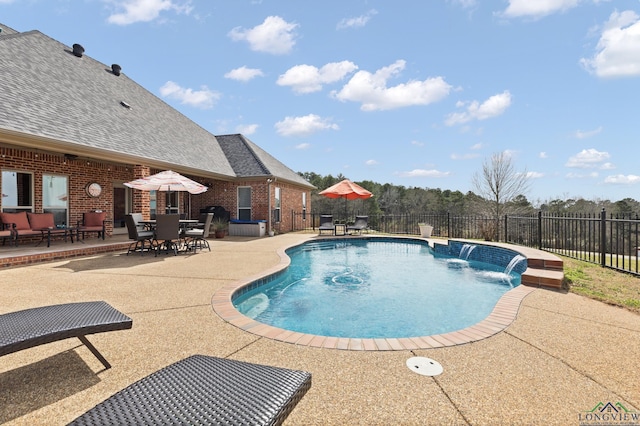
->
0, 23, 314, 237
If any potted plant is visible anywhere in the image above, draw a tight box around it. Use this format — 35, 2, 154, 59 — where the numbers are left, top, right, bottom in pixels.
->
418, 223, 433, 238
212, 219, 228, 238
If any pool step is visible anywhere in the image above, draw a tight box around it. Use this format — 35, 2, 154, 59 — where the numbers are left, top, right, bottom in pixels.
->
521, 267, 564, 289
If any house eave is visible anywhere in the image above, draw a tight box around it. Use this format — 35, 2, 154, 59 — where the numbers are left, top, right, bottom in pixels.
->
0, 128, 235, 182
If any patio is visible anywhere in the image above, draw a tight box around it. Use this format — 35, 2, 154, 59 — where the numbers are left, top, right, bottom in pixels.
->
0, 233, 638, 425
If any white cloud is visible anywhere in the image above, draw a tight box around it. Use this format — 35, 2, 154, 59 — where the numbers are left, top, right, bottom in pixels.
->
274, 114, 339, 137
566, 171, 600, 178
500, 0, 580, 19
228, 16, 298, 55
411, 140, 425, 147
331, 60, 451, 111
539, 152, 548, 159
397, 169, 451, 178
600, 162, 616, 170
470, 143, 483, 150
235, 123, 258, 135
574, 126, 603, 139
295, 143, 311, 150
445, 91, 512, 126
337, 9, 378, 30
604, 174, 640, 184
580, 10, 640, 78
565, 148, 611, 168
526, 171, 544, 179
365, 159, 379, 166
159, 81, 220, 109
106, 0, 192, 25
277, 61, 358, 94
224, 66, 264, 82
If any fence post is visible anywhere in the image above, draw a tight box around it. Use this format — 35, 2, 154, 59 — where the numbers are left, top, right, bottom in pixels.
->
447, 212, 451, 238
504, 215, 508, 243
537, 211, 542, 250
600, 208, 606, 267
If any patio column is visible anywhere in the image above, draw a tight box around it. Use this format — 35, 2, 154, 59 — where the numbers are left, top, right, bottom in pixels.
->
132, 165, 151, 220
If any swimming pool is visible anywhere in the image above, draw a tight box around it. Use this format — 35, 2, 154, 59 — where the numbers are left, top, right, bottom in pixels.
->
233, 238, 524, 339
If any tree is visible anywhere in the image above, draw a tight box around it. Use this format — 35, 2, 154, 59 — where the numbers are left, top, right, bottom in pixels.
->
472, 152, 531, 239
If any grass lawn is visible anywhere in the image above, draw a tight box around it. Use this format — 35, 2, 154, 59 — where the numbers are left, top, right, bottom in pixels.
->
562, 255, 640, 314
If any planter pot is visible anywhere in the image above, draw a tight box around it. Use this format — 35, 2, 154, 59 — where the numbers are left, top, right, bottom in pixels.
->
418, 224, 433, 238
214, 230, 226, 238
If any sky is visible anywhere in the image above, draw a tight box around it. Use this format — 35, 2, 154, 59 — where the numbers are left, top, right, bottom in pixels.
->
2, 0, 640, 204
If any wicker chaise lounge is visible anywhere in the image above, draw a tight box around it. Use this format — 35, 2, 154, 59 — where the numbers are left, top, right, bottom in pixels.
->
69, 355, 312, 426
0, 301, 132, 370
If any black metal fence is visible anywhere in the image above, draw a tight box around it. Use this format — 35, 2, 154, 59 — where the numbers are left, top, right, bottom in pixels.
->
288, 210, 640, 276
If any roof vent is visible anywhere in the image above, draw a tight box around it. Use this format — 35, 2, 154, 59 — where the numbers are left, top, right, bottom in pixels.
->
111, 64, 121, 76
120, 101, 131, 109
72, 43, 84, 57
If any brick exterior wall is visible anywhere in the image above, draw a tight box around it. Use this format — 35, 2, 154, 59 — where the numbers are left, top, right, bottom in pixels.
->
1, 145, 311, 238
1, 147, 132, 235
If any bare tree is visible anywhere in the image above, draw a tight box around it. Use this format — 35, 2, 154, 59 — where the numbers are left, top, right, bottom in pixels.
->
472, 152, 531, 239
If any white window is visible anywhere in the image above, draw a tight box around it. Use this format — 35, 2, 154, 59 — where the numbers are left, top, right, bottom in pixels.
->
302, 192, 307, 220
1, 170, 34, 212
238, 187, 251, 220
274, 187, 281, 223
42, 174, 68, 226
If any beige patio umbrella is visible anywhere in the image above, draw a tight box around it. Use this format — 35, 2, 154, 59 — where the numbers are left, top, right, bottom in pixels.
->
124, 170, 208, 213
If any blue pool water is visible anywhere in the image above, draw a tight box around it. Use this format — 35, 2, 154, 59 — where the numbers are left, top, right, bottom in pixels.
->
233, 239, 521, 339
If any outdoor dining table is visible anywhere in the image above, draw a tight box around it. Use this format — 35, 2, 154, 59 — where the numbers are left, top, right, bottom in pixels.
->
138, 219, 199, 230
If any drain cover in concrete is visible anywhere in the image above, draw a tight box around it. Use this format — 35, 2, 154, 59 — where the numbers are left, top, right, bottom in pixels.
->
406, 357, 443, 376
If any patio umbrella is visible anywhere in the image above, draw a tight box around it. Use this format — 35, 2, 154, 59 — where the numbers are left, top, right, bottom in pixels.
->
318, 179, 372, 220
124, 170, 208, 212
319, 179, 373, 200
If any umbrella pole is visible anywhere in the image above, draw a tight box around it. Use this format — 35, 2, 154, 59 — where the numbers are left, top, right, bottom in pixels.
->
167, 185, 171, 214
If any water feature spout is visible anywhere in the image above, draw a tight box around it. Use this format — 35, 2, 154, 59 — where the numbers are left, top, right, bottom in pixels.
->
459, 244, 477, 260
504, 255, 526, 275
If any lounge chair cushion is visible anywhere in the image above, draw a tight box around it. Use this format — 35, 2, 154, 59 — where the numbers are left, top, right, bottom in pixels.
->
69, 355, 312, 426
0, 212, 30, 230
26, 212, 55, 230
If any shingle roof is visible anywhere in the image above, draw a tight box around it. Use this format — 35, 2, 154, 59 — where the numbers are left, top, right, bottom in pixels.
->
216, 134, 313, 187
0, 25, 313, 188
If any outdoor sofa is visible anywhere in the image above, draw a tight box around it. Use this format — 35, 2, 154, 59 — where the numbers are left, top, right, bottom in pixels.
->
0, 211, 73, 247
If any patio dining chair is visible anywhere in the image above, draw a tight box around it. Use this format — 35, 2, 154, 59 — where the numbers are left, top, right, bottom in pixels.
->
125, 214, 155, 255
184, 212, 213, 252
155, 214, 182, 256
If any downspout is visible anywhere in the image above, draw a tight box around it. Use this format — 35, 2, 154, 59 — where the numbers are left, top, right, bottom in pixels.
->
267, 178, 273, 236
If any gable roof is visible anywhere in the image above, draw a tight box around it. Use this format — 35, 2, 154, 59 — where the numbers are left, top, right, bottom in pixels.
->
216, 134, 312, 187
0, 25, 313, 189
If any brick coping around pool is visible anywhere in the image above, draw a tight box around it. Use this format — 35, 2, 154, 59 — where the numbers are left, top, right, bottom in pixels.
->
211, 236, 549, 351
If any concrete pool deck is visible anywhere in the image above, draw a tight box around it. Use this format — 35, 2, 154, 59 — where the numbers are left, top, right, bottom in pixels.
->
1, 233, 639, 425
